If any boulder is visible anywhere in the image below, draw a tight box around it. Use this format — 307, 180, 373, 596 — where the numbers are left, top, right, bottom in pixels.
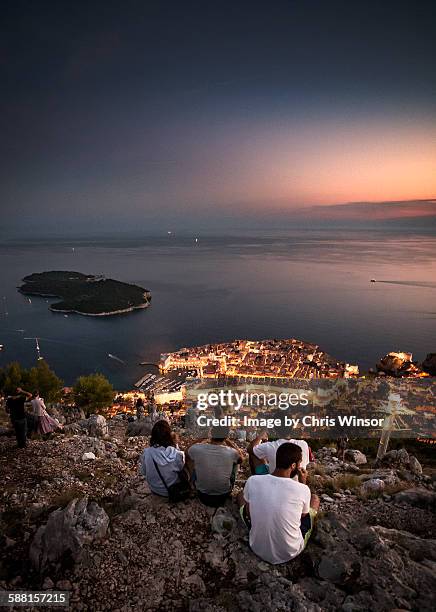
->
344, 449, 367, 465
30, 497, 109, 572
378, 448, 423, 477
408, 455, 423, 475
211, 507, 237, 537
318, 554, 349, 583
81, 452, 96, 461
394, 488, 436, 509
82, 414, 108, 438
321, 494, 335, 503
126, 418, 153, 437
360, 478, 385, 494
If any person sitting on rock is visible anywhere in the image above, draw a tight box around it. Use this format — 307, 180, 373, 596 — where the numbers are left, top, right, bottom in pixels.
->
248, 424, 310, 475
187, 425, 244, 507
238, 442, 319, 565
140, 420, 186, 497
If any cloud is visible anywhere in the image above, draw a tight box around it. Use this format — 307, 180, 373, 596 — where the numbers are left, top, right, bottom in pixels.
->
291, 198, 436, 221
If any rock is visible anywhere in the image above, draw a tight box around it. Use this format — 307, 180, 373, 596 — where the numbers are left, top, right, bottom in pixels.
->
29, 497, 109, 572
56, 580, 72, 590
318, 554, 349, 583
408, 455, 422, 475
42, 577, 54, 589
321, 494, 335, 503
211, 507, 237, 536
126, 419, 153, 437
81, 452, 96, 461
360, 478, 385, 494
113, 509, 142, 528
82, 414, 108, 438
394, 488, 436, 509
63, 422, 82, 435
344, 449, 367, 465
184, 572, 206, 593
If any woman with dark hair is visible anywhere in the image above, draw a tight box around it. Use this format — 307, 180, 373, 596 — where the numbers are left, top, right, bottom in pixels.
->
140, 420, 185, 497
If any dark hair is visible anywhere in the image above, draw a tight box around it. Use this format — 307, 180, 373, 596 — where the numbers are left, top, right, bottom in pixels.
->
275, 442, 302, 470
210, 425, 229, 441
32, 391, 40, 399
136, 397, 144, 407
150, 420, 174, 448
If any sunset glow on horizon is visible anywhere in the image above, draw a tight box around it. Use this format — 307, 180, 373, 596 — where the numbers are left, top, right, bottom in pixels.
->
1, 1, 436, 234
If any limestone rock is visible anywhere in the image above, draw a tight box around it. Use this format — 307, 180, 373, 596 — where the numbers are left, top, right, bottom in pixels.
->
211, 507, 237, 537
408, 455, 423, 475
81, 452, 96, 461
29, 497, 109, 572
394, 488, 436, 509
126, 418, 153, 437
360, 478, 385, 494
344, 449, 367, 465
82, 414, 108, 438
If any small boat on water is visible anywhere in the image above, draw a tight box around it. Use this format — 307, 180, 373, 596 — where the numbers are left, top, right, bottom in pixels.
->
0, 344, 4, 351
108, 353, 125, 364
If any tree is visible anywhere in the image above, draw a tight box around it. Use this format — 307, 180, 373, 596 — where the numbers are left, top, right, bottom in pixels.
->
73, 373, 115, 417
0, 362, 26, 395
27, 360, 63, 402
0, 360, 63, 401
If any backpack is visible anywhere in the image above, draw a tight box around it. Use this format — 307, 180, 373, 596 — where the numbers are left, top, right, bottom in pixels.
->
152, 458, 191, 503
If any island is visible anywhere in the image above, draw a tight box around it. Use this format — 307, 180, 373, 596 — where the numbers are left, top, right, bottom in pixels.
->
18, 271, 151, 316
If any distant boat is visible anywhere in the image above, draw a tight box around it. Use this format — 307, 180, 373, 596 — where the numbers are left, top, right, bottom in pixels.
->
0, 344, 4, 351
108, 353, 125, 364
64, 314, 69, 318
28, 298, 32, 304
36, 338, 43, 360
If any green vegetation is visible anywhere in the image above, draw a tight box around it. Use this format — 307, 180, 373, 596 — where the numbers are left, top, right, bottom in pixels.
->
19, 270, 151, 316
73, 373, 115, 417
324, 474, 362, 492
0, 360, 63, 401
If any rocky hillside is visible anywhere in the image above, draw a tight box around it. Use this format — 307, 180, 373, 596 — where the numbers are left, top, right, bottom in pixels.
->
0, 414, 435, 611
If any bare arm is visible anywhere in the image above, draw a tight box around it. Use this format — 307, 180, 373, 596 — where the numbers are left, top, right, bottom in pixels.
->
17, 387, 32, 400
224, 438, 245, 463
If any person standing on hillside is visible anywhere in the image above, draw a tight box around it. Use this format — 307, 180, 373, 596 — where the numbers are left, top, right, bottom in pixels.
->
6, 387, 32, 448
135, 397, 145, 421
31, 391, 62, 436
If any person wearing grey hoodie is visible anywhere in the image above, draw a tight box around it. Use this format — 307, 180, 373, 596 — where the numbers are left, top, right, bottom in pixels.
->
140, 420, 185, 497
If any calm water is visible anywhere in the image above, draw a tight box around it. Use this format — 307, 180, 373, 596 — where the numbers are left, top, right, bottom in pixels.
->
0, 230, 435, 389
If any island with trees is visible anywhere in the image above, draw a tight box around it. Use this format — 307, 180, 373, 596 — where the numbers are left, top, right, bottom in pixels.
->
18, 271, 151, 316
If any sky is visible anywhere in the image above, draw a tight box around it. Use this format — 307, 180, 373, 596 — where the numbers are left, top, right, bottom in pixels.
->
1, 0, 435, 236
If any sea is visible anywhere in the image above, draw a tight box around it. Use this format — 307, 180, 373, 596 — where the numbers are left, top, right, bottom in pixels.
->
0, 229, 435, 389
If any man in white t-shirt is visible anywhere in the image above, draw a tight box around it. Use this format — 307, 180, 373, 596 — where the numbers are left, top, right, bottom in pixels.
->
248, 432, 310, 475
239, 442, 319, 565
